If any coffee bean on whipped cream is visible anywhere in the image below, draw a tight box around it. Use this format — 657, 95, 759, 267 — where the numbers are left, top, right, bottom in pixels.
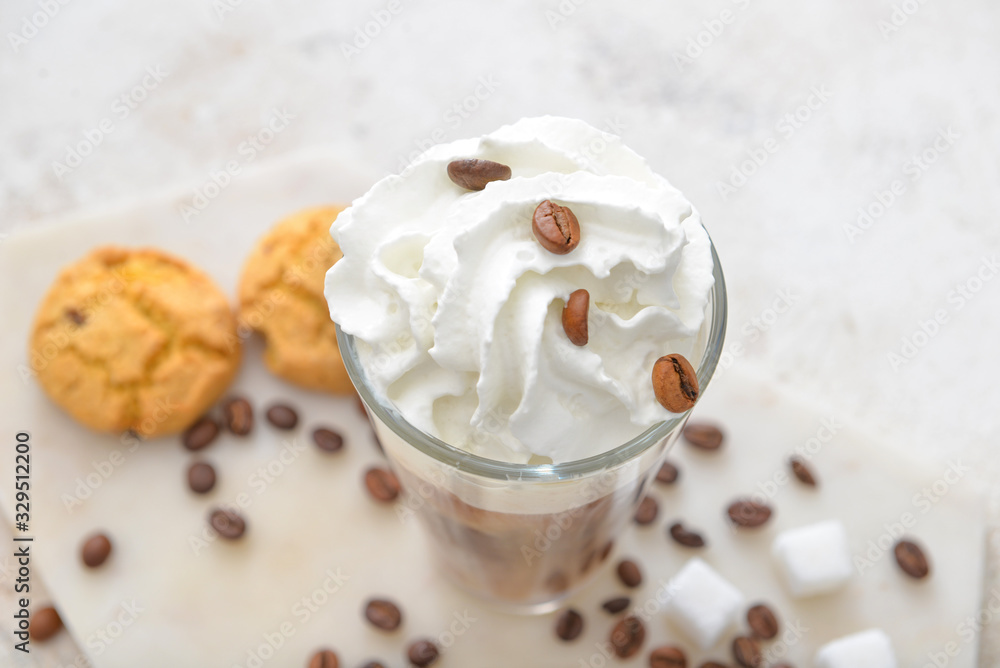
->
182, 415, 219, 451
610, 615, 645, 658
555, 608, 584, 641
649, 646, 688, 668
682, 422, 724, 450
407, 639, 440, 666
532, 200, 581, 254
447, 159, 511, 191
364, 467, 401, 503
727, 499, 772, 528
364, 598, 403, 631
307, 649, 340, 668
634, 496, 659, 526
81, 532, 112, 568
652, 354, 699, 413
669, 522, 706, 548
746, 603, 779, 639
616, 559, 643, 588
656, 461, 680, 484
29, 606, 62, 641
601, 596, 631, 614
561, 289, 590, 345
187, 461, 217, 494
209, 508, 246, 540
732, 636, 763, 667
789, 456, 817, 486
223, 396, 253, 435
894, 539, 931, 579
265, 403, 299, 430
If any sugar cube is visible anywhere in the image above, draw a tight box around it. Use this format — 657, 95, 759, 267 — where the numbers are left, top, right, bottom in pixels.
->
772, 519, 852, 597
815, 628, 897, 668
663, 557, 744, 649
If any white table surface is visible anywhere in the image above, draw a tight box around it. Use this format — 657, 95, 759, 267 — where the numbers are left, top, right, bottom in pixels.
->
1, 0, 998, 663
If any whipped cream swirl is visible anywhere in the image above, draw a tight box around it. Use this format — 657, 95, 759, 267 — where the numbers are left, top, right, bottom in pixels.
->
325, 117, 715, 464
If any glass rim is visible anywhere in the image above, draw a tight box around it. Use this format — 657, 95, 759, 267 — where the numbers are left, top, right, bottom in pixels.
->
336, 237, 727, 482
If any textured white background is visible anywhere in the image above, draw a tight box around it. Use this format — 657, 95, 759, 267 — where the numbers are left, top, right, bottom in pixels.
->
1, 0, 998, 662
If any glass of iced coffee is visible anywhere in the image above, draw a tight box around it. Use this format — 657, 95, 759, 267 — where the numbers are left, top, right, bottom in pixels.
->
327, 117, 727, 612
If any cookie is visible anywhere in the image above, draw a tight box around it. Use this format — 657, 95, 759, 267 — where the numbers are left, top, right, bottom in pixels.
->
238, 206, 354, 394
29, 246, 241, 438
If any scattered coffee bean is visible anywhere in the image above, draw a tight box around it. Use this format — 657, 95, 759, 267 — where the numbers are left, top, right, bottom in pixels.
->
682, 422, 724, 450
649, 646, 688, 668
532, 200, 581, 254
307, 649, 340, 668
555, 608, 584, 641
634, 496, 659, 526
601, 596, 631, 614
182, 416, 220, 451
610, 615, 646, 658
652, 354, 699, 413
447, 159, 511, 191
313, 428, 345, 453
265, 403, 299, 430
562, 289, 590, 345
29, 606, 62, 641
669, 522, 706, 548
732, 636, 762, 667
788, 457, 817, 486
655, 461, 680, 484
81, 533, 112, 568
407, 639, 439, 666
187, 461, 217, 494
364, 598, 403, 631
364, 467, 401, 503
65, 308, 86, 325
727, 499, 773, 528
746, 603, 779, 639
616, 559, 643, 588
209, 508, 246, 540
223, 397, 254, 435
894, 539, 931, 579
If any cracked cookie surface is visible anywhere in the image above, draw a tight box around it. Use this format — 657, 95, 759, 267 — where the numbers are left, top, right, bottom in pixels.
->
238, 206, 353, 394
29, 246, 241, 438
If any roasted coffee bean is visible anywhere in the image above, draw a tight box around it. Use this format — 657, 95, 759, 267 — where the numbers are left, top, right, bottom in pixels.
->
182, 416, 219, 451
313, 428, 345, 453
732, 636, 762, 667
209, 508, 246, 540
307, 649, 340, 668
616, 559, 643, 588
610, 615, 645, 658
447, 159, 511, 191
894, 539, 931, 579
364, 598, 402, 631
649, 646, 688, 668
364, 467, 401, 502
682, 422, 724, 450
669, 522, 706, 548
555, 608, 584, 641
634, 496, 659, 526
789, 457, 817, 486
655, 461, 680, 484
187, 461, 217, 494
407, 639, 439, 666
727, 499, 772, 528
601, 596, 631, 614
699, 663, 730, 668
81, 533, 112, 568
265, 403, 299, 430
746, 603, 779, 639
223, 397, 253, 435
652, 354, 699, 413
29, 606, 62, 641
65, 308, 86, 325
562, 289, 590, 345
532, 200, 581, 254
